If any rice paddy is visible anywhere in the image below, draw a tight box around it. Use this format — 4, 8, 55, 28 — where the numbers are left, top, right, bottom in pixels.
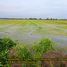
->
0, 20, 67, 48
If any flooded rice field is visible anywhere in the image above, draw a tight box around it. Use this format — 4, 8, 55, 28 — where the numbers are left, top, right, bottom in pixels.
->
0, 20, 67, 48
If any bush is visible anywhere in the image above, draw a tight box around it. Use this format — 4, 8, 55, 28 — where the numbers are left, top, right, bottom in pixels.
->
0, 38, 16, 65
32, 38, 55, 58
15, 45, 33, 60
0, 38, 16, 52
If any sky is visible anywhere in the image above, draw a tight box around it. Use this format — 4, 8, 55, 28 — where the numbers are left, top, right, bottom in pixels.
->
0, 0, 67, 19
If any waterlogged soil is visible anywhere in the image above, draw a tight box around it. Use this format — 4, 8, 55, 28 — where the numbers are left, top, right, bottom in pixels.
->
0, 23, 67, 48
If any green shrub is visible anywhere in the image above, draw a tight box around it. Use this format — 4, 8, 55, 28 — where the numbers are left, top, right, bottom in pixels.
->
0, 38, 16, 65
15, 45, 33, 60
32, 38, 55, 58
0, 38, 16, 52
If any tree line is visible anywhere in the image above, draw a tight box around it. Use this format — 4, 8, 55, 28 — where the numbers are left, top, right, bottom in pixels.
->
0, 18, 67, 20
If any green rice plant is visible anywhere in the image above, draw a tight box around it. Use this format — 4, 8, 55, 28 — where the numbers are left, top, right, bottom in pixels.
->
32, 38, 55, 58
0, 38, 16, 65
15, 45, 33, 60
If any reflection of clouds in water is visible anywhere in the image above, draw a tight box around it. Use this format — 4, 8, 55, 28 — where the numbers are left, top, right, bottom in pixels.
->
0, 32, 4, 34
27, 32, 41, 39
0, 25, 67, 47
54, 36, 67, 41
0, 32, 9, 38
46, 35, 67, 46
0, 32, 7, 35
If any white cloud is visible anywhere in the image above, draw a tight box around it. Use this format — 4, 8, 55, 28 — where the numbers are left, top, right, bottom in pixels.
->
0, 0, 67, 18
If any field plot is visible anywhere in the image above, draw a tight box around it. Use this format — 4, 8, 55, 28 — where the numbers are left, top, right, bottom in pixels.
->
0, 20, 67, 48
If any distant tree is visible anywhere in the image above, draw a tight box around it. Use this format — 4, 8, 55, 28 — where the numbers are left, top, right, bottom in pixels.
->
29, 18, 32, 20
46, 18, 49, 20
25, 18, 28, 20
29, 18, 37, 20
39, 18, 42, 20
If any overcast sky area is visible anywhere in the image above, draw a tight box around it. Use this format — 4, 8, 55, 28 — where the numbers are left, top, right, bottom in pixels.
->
0, 0, 67, 19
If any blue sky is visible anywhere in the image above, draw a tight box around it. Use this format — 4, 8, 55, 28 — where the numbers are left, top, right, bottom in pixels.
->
0, 0, 67, 19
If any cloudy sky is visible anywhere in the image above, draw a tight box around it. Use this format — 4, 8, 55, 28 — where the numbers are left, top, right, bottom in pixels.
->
0, 0, 67, 19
